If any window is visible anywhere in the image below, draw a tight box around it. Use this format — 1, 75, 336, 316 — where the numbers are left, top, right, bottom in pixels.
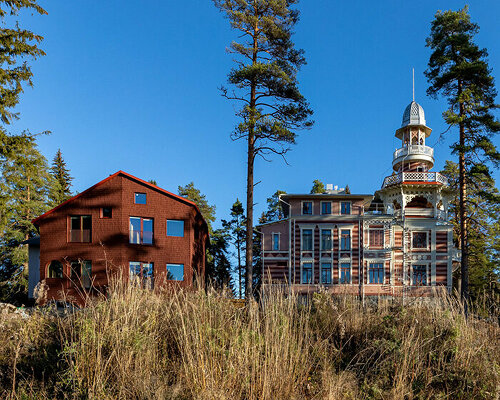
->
100, 207, 112, 219
134, 192, 146, 204
166, 263, 184, 281
302, 262, 312, 284
129, 262, 154, 289
369, 263, 384, 284
272, 233, 280, 251
340, 230, 351, 250
70, 260, 92, 289
302, 229, 313, 251
412, 232, 427, 249
321, 229, 332, 250
69, 215, 91, 242
129, 217, 154, 244
47, 260, 63, 278
302, 201, 313, 215
321, 202, 331, 215
167, 220, 184, 237
412, 265, 427, 286
340, 263, 351, 284
369, 229, 384, 248
321, 263, 331, 284
340, 201, 351, 215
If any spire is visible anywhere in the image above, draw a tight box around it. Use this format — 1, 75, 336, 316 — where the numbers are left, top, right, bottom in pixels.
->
412, 68, 415, 102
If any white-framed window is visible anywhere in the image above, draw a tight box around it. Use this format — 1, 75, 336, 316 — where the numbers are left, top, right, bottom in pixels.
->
302, 201, 313, 215
412, 231, 428, 249
340, 229, 351, 251
321, 201, 331, 215
321, 229, 332, 250
340, 201, 351, 215
369, 229, 384, 248
340, 263, 351, 284
301, 229, 313, 251
321, 262, 332, 284
301, 262, 313, 284
167, 220, 184, 237
369, 263, 384, 284
412, 264, 428, 286
272, 233, 280, 251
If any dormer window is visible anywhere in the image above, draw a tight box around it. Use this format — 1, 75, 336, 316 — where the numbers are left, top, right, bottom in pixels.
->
302, 201, 313, 215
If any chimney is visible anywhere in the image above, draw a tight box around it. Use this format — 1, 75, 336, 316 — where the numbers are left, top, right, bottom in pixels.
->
326, 183, 333, 191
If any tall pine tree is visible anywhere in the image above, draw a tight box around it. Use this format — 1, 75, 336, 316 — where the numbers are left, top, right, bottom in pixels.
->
49, 149, 73, 206
178, 182, 216, 235
214, 0, 313, 298
206, 229, 234, 292
425, 6, 500, 304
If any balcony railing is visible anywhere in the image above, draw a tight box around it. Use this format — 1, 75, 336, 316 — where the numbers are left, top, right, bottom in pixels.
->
382, 172, 448, 188
393, 145, 434, 162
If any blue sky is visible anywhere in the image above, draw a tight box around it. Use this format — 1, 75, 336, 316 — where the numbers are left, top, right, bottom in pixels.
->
9, 0, 500, 228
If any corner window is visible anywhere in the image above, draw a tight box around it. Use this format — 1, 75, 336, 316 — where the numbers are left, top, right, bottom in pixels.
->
301, 229, 313, 251
167, 220, 184, 237
321, 262, 331, 284
369, 229, 384, 248
340, 263, 351, 284
69, 215, 91, 243
272, 233, 280, 251
321, 202, 331, 215
134, 192, 146, 204
100, 207, 112, 219
369, 263, 384, 284
47, 260, 63, 278
166, 263, 184, 281
302, 201, 313, 215
412, 265, 427, 286
301, 262, 312, 284
70, 260, 92, 289
129, 262, 154, 289
129, 217, 154, 244
412, 232, 428, 249
340, 229, 351, 251
321, 229, 332, 250
340, 201, 351, 215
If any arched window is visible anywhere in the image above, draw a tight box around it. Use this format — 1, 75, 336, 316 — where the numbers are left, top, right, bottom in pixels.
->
47, 261, 63, 278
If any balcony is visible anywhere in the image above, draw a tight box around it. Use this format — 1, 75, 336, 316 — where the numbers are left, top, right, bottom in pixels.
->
392, 145, 434, 169
382, 172, 448, 188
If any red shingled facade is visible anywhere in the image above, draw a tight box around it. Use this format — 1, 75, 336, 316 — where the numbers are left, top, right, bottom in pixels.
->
33, 171, 208, 306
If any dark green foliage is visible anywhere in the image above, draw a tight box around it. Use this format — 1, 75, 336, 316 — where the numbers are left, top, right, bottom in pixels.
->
344, 184, 351, 194
222, 199, 246, 298
214, 0, 313, 297
206, 229, 234, 291
148, 179, 157, 186
259, 189, 287, 223
49, 149, 73, 207
310, 179, 325, 194
0, 0, 47, 124
0, 130, 51, 304
178, 182, 216, 234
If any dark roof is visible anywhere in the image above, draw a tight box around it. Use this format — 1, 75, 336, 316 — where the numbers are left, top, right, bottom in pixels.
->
21, 236, 40, 246
283, 193, 373, 200
32, 171, 208, 231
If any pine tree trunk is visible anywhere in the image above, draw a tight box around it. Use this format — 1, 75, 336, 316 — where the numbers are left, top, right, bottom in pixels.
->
237, 238, 242, 299
458, 82, 469, 311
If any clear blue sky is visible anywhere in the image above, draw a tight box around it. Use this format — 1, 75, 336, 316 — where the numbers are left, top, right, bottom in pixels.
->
9, 0, 500, 228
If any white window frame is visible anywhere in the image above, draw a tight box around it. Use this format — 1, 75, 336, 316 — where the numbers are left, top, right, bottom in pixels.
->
320, 228, 333, 251
272, 232, 280, 251
301, 200, 313, 215
411, 263, 430, 286
339, 228, 352, 251
411, 231, 429, 250
301, 261, 313, 285
340, 201, 352, 215
368, 261, 385, 284
320, 262, 332, 284
320, 201, 332, 215
339, 262, 352, 284
368, 228, 385, 249
300, 227, 314, 252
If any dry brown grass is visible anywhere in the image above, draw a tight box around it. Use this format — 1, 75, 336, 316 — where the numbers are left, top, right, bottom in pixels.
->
0, 278, 498, 399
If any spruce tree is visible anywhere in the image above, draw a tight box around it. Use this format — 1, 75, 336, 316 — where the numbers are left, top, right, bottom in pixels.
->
425, 6, 500, 304
178, 182, 216, 234
0, 0, 47, 124
49, 149, 73, 206
214, 0, 313, 298
206, 229, 234, 291
310, 179, 325, 194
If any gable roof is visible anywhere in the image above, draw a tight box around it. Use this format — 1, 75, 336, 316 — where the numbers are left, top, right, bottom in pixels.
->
32, 171, 207, 230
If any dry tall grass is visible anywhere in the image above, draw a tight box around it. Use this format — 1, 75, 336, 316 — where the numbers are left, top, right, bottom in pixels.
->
0, 278, 498, 399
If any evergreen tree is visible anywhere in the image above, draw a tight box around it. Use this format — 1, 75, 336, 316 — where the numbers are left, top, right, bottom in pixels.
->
49, 149, 73, 206
344, 185, 351, 194
0, 0, 47, 124
206, 229, 234, 292
222, 199, 246, 298
310, 179, 325, 194
214, 0, 313, 298
425, 6, 500, 304
0, 131, 51, 303
260, 190, 287, 223
178, 182, 216, 234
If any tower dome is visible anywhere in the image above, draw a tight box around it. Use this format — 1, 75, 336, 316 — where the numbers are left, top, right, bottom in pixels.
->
401, 101, 426, 127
